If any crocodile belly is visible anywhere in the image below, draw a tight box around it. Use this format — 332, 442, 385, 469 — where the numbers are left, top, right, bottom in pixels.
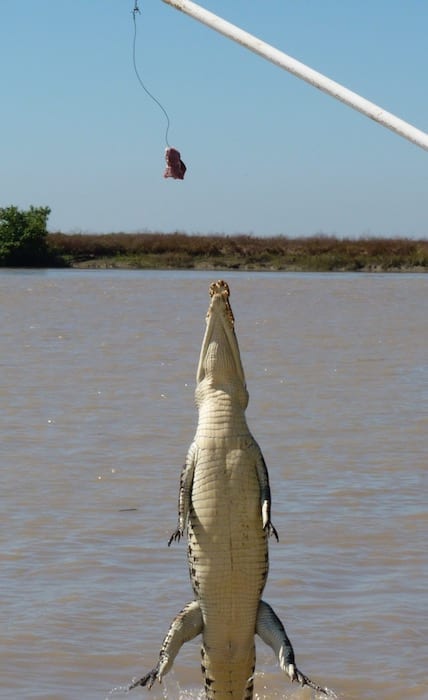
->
188, 441, 268, 698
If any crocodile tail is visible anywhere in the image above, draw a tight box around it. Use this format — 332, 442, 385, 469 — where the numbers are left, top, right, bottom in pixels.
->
201, 645, 256, 700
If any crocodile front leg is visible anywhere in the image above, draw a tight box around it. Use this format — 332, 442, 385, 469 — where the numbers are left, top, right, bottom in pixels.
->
256, 601, 330, 696
168, 444, 197, 546
254, 449, 278, 541
130, 600, 202, 690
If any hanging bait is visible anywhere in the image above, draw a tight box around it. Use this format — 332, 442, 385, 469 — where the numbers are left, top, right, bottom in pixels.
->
164, 147, 187, 180
132, 1, 187, 179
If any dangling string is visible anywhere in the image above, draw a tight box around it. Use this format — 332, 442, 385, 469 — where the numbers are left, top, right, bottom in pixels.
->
132, 0, 171, 147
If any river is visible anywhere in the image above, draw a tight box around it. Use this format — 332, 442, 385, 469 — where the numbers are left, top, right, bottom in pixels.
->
1, 269, 426, 700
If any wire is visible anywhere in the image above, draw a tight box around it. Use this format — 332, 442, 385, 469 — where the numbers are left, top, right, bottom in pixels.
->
132, 1, 171, 147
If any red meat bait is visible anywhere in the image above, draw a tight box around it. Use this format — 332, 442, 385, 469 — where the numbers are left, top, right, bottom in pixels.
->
164, 147, 187, 180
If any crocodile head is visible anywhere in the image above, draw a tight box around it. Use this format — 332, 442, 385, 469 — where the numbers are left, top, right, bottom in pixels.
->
195, 280, 248, 410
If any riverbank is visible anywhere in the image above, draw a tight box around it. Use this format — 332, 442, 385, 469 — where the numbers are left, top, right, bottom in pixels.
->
71, 258, 427, 273
48, 232, 428, 272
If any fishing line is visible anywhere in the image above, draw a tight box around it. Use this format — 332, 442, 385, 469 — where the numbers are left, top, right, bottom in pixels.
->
132, 0, 171, 148
131, 0, 187, 179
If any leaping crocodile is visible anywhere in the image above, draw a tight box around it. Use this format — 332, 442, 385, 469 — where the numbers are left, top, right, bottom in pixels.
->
131, 280, 330, 699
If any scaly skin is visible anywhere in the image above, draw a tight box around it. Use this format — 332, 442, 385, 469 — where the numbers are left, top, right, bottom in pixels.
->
131, 281, 331, 699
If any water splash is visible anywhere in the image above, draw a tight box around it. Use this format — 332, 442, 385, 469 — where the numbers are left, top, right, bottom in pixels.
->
106, 678, 338, 700
106, 675, 202, 700
105, 684, 131, 698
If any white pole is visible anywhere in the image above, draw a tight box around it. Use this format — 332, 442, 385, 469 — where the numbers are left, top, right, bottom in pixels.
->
161, 0, 428, 152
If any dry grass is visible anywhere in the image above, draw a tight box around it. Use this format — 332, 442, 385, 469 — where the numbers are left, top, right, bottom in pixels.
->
47, 232, 428, 271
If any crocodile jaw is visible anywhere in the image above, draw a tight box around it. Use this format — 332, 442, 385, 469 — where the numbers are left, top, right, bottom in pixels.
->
196, 280, 248, 412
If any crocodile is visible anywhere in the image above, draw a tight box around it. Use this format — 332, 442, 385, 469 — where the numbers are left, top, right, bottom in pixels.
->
131, 280, 330, 698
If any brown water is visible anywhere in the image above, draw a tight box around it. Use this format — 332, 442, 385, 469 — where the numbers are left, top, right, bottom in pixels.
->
1, 270, 426, 700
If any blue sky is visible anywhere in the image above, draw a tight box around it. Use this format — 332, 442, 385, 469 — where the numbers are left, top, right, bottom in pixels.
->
1, 0, 427, 238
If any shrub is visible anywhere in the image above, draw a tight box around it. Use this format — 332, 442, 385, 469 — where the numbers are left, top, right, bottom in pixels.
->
0, 205, 52, 266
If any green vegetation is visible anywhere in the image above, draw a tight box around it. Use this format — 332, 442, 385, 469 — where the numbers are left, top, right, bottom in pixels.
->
0, 205, 59, 266
1, 206, 426, 271
48, 231, 428, 272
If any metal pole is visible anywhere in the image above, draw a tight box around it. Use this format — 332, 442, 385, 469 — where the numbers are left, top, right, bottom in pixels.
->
161, 0, 428, 152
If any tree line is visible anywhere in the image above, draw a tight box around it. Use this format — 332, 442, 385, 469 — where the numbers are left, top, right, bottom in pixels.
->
1, 205, 426, 271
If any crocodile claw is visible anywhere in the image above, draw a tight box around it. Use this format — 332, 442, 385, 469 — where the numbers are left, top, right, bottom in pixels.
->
264, 521, 279, 542
167, 528, 183, 547
293, 667, 333, 696
129, 667, 159, 691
